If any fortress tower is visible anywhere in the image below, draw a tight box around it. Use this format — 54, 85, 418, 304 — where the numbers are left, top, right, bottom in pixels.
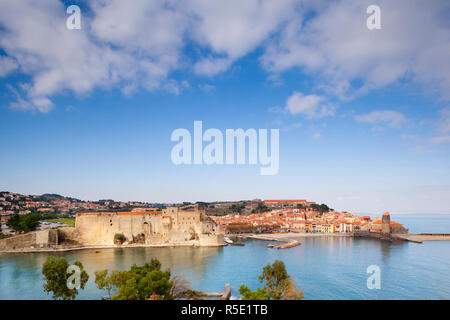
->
382, 211, 391, 234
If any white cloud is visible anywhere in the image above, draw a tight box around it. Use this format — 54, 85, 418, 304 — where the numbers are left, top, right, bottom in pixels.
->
0, 55, 18, 77
284, 91, 336, 118
355, 110, 406, 128
426, 107, 450, 144
1, 0, 449, 113
261, 0, 450, 100
280, 122, 302, 132
193, 57, 231, 76
0, 0, 296, 111
199, 83, 216, 92
409, 145, 433, 155
188, 0, 297, 76
89, 0, 185, 84
429, 136, 450, 144
312, 132, 321, 140
438, 107, 450, 133
0, 0, 188, 112
186, 0, 296, 59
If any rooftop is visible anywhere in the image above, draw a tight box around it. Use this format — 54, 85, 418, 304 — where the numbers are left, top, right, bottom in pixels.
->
77, 211, 162, 216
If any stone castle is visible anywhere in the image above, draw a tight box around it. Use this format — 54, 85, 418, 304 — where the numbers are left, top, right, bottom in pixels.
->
0, 205, 224, 251
73, 205, 224, 246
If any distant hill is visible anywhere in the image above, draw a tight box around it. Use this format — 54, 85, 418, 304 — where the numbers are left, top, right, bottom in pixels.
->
39, 194, 81, 202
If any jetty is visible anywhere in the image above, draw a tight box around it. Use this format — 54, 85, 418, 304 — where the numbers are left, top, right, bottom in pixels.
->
220, 283, 231, 300
276, 240, 301, 249
393, 233, 450, 243
247, 234, 301, 249
203, 283, 231, 300
353, 231, 450, 243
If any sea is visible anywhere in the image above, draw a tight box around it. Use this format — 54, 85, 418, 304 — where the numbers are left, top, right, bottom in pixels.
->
1, 214, 449, 300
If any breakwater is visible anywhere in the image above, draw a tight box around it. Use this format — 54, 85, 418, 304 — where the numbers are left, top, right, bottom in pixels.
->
246, 234, 302, 249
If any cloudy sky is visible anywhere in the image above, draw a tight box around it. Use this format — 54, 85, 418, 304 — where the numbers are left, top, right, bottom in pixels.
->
1, 0, 450, 214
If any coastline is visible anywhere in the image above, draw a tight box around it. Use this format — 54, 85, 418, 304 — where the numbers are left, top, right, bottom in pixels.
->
234, 232, 353, 241
0, 242, 226, 255
0, 232, 352, 254
3, 232, 449, 255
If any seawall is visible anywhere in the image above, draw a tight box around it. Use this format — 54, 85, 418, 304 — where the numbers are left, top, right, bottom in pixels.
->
0, 229, 59, 251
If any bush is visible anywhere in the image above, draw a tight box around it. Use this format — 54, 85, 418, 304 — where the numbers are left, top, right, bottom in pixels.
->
6, 213, 40, 232
239, 260, 304, 300
111, 258, 174, 300
114, 233, 126, 244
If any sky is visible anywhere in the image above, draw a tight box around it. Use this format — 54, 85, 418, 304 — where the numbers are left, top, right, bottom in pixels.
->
1, 0, 450, 214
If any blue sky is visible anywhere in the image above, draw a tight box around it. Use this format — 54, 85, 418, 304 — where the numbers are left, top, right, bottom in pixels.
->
1, 0, 450, 214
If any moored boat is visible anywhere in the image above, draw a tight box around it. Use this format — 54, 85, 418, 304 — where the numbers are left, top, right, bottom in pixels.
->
224, 237, 233, 244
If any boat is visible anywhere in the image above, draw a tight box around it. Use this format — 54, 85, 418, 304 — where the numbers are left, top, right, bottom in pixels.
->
228, 242, 245, 246
224, 237, 233, 244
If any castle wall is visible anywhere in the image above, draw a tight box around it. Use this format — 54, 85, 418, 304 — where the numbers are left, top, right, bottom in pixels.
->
74, 207, 224, 246
199, 233, 224, 246
0, 207, 224, 251
0, 229, 58, 250
75, 212, 167, 245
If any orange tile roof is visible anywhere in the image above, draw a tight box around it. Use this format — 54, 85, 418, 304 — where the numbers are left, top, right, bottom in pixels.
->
77, 211, 162, 216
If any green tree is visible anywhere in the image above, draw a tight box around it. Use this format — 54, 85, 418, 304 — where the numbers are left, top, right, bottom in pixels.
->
112, 258, 173, 300
6, 213, 40, 232
148, 257, 161, 271
20, 213, 40, 232
239, 260, 303, 300
6, 214, 21, 231
255, 203, 270, 213
42, 256, 89, 300
310, 203, 331, 215
259, 260, 303, 300
259, 260, 289, 299
94, 269, 123, 299
230, 204, 242, 214
319, 203, 331, 214
239, 285, 270, 300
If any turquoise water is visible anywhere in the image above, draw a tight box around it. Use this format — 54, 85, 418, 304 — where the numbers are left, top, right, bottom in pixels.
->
1, 214, 449, 300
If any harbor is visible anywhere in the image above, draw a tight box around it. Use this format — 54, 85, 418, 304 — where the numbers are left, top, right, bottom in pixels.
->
2, 222, 450, 300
